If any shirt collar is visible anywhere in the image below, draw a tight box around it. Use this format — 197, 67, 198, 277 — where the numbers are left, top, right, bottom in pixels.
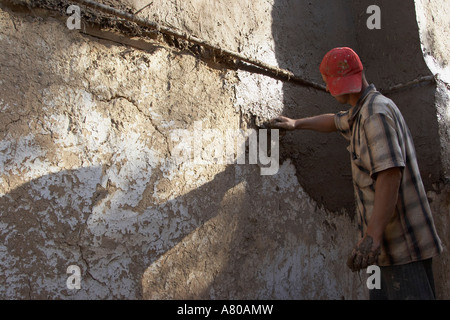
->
348, 84, 377, 127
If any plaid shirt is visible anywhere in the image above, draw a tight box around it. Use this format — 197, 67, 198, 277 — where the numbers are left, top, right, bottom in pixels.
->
335, 84, 443, 266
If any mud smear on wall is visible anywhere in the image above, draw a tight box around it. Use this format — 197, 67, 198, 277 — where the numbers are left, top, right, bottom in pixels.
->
272, 0, 358, 215
271, 0, 445, 216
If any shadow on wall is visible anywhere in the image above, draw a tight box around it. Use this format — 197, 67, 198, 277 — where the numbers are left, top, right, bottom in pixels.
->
1, 150, 354, 299
0, 165, 245, 299
351, 0, 447, 299
271, 0, 444, 215
271, 0, 359, 215
0, 161, 308, 299
351, 0, 443, 192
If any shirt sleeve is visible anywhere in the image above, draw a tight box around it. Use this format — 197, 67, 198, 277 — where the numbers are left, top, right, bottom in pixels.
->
334, 111, 351, 141
362, 112, 406, 177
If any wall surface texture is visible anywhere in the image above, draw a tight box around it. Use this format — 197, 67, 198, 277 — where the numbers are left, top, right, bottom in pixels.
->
0, 0, 448, 299
414, 0, 450, 299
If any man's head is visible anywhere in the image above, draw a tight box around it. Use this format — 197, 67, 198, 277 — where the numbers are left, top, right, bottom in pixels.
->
320, 47, 364, 105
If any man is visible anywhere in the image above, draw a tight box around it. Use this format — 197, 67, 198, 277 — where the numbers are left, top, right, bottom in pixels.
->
271, 47, 443, 300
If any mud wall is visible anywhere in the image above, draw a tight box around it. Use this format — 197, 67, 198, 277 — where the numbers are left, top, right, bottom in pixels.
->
414, 0, 450, 300
0, 0, 448, 299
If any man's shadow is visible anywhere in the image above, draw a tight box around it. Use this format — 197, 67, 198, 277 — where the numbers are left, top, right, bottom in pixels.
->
0, 164, 233, 298
0, 161, 247, 299
1, 130, 357, 300
1, 132, 293, 299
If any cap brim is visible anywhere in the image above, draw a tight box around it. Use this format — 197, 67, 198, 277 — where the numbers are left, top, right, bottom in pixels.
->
327, 72, 363, 97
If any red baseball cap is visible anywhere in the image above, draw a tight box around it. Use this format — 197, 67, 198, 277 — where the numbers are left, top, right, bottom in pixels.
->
320, 47, 363, 96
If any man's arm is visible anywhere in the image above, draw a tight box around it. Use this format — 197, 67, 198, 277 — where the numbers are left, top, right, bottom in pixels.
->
367, 167, 402, 247
270, 114, 337, 133
347, 167, 402, 272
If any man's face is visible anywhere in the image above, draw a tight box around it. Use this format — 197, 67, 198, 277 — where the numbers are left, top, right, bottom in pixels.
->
321, 74, 350, 105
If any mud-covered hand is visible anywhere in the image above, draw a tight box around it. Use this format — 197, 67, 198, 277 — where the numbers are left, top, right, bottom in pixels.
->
269, 116, 297, 131
347, 235, 381, 272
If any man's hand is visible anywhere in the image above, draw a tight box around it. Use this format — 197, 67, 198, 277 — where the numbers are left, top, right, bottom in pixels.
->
269, 116, 297, 131
347, 235, 381, 272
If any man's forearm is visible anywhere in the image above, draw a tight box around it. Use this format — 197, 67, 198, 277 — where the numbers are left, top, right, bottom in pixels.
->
366, 167, 402, 244
294, 114, 337, 132
347, 167, 402, 272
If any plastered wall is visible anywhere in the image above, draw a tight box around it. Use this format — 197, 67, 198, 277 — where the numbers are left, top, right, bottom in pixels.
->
0, 0, 448, 299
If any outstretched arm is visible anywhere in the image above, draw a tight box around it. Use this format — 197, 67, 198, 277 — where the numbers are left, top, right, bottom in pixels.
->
270, 114, 337, 133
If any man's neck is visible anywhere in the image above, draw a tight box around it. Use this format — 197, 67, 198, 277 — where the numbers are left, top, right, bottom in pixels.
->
349, 80, 370, 107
